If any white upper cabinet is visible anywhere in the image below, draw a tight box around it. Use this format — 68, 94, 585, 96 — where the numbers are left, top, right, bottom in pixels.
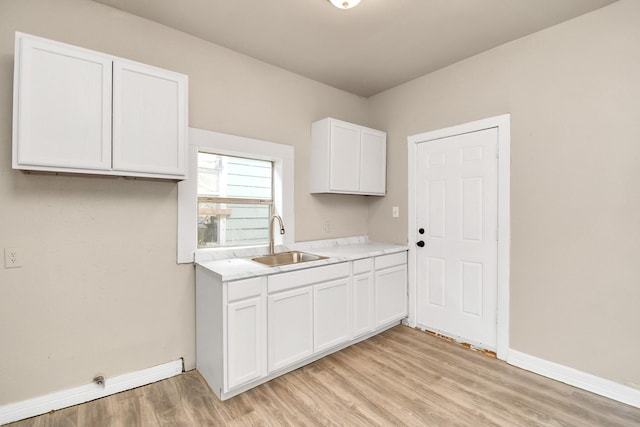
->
12, 34, 113, 171
112, 60, 187, 177
327, 120, 361, 192
12, 32, 188, 180
310, 118, 386, 195
359, 128, 387, 194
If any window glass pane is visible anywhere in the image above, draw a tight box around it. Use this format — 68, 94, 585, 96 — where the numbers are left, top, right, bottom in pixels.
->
197, 154, 220, 197
198, 152, 272, 200
198, 202, 271, 248
197, 152, 274, 248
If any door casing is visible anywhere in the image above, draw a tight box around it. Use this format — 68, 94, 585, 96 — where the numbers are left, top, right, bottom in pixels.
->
407, 114, 511, 361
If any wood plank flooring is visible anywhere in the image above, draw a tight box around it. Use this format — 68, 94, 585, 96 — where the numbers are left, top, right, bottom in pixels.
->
9, 326, 640, 426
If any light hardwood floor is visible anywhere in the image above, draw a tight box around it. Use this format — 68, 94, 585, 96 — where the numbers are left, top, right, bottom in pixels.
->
9, 325, 640, 426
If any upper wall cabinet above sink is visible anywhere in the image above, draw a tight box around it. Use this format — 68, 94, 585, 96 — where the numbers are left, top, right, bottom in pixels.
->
12, 32, 188, 180
310, 118, 386, 196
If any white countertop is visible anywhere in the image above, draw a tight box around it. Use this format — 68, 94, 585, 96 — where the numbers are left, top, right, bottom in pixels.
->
195, 236, 408, 282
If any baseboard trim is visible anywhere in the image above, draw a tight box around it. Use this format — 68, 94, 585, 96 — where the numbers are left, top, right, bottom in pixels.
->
0, 359, 183, 425
508, 350, 640, 409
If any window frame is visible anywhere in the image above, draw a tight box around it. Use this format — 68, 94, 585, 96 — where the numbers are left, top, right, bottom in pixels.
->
177, 127, 294, 263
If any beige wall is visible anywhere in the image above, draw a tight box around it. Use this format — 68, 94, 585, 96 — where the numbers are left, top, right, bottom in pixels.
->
368, 0, 640, 388
0, 0, 370, 405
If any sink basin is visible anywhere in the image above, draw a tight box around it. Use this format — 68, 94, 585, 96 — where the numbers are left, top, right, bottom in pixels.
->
252, 251, 328, 267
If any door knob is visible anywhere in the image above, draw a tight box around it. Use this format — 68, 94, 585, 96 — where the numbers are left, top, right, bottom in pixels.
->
418, 228, 425, 234
416, 241, 425, 247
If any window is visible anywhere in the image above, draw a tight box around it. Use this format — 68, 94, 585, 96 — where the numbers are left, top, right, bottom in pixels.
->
197, 153, 274, 248
177, 128, 294, 263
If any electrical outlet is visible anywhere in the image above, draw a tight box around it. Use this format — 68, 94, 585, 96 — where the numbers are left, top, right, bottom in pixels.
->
324, 220, 331, 233
392, 206, 400, 218
4, 247, 22, 268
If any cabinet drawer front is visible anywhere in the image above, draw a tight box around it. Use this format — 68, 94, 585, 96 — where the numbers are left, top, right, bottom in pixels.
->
353, 258, 373, 275
375, 252, 407, 270
268, 262, 350, 294
227, 277, 264, 302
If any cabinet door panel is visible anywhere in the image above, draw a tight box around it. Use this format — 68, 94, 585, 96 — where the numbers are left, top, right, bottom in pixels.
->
353, 272, 374, 338
112, 60, 187, 177
314, 278, 350, 352
329, 121, 360, 192
227, 296, 265, 390
375, 265, 408, 327
360, 128, 386, 194
268, 287, 313, 372
14, 36, 112, 171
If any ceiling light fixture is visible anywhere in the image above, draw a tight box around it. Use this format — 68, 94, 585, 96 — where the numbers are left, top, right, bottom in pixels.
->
329, 0, 361, 9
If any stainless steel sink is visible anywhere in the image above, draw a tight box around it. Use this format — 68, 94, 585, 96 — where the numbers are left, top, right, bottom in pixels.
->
252, 251, 328, 267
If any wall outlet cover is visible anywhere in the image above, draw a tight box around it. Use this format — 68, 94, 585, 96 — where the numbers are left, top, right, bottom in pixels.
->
4, 247, 22, 268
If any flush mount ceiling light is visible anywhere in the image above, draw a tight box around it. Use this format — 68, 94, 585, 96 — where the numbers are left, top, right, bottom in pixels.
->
329, 0, 361, 9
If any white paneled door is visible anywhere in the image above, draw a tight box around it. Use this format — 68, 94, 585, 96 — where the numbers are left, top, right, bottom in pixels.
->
416, 128, 498, 350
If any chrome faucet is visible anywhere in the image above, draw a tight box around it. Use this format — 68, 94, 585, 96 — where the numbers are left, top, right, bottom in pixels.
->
269, 214, 285, 255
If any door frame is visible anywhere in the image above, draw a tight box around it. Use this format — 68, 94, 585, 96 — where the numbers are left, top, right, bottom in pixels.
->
407, 114, 511, 361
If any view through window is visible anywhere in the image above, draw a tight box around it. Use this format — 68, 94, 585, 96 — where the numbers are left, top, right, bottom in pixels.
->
197, 152, 273, 248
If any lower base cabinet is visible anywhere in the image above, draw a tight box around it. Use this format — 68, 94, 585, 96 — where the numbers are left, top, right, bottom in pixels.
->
314, 278, 351, 352
227, 296, 265, 390
374, 253, 408, 327
375, 265, 408, 327
267, 287, 314, 372
196, 250, 408, 401
352, 258, 374, 338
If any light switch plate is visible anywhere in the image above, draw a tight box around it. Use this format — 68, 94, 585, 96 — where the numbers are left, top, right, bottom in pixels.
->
392, 206, 400, 218
4, 248, 22, 268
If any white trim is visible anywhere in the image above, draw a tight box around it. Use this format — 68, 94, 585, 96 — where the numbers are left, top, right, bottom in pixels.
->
177, 128, 295, 263
0, 359, 183, 425
508, 350, 640, 409
407, 114, 511, 361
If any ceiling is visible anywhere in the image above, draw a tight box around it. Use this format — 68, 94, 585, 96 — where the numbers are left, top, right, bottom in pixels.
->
93, 0, 617, 97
